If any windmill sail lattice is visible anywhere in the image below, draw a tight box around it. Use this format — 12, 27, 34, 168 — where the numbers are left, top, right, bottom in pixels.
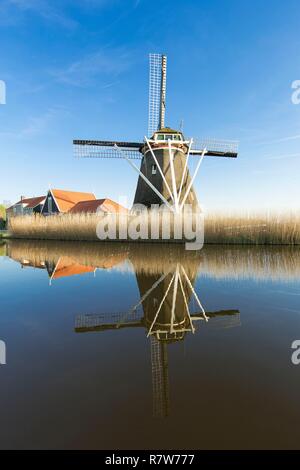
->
73, 140, 142, 160
148, 53, 167, 137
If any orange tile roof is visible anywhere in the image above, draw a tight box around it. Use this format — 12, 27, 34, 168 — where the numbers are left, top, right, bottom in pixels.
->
51, 189, 96, 213
68, 198, 128, 214
51, 254, 127, 277
101, 199, 128, 213
51, 256, 95, 280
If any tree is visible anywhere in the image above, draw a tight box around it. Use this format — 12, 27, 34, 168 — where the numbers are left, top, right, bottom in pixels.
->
0, 205, 6, 229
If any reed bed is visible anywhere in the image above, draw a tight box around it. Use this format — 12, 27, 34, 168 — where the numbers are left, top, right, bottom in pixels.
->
9, 213, 101, 241
8, 212, 200, 243
205, 212, 300, 245
8, 211, 300, 245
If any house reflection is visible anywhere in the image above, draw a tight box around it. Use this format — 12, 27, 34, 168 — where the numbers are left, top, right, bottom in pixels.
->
6, 240, 129, 281
46, 256, 96, 283
20, 259, 46, 270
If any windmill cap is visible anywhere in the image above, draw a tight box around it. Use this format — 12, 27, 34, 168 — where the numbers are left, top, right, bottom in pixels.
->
156, 127, 181, 133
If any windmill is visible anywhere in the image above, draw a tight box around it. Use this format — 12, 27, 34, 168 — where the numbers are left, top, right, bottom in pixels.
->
73, 53, 238, 213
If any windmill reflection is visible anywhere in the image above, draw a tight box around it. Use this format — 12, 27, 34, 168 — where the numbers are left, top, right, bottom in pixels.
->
5, 239, 240, 417
75, 262, 240, 418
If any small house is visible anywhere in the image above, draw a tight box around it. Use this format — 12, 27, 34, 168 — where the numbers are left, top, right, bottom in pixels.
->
68, 198, 128, 214
41, 189, 96, 215
6, 196, 46, 220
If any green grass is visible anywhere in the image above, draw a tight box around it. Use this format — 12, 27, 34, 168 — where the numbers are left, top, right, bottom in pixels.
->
0, 204, 6, 230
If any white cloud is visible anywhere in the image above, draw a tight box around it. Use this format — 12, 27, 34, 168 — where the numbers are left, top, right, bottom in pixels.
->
50, 49, 131, 87
0, 107, 69, 140
1, 0, 77, 28
266, 153, 300, 160
258, 134, 300, 145
1, 0, 124, 27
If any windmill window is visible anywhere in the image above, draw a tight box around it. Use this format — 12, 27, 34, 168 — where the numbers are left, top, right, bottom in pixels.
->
151, 164, 157, 175
48, 196, 53, 213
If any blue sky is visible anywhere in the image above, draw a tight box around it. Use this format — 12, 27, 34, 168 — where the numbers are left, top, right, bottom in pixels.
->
1, 0, 300, 212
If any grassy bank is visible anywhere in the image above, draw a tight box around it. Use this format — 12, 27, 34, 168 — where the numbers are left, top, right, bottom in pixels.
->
0, 231, 10, 239
7, 211, 300, 245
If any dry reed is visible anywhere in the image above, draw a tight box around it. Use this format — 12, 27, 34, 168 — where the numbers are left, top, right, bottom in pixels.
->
8, 211, 300, 245
8, 212, 200, 243
204, 212, 300, 245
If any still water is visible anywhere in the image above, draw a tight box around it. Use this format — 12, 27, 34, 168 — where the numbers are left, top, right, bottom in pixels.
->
0, 240, 300, 449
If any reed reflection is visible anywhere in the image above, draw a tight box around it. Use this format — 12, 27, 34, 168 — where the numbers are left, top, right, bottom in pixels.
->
5, 239, 300, 282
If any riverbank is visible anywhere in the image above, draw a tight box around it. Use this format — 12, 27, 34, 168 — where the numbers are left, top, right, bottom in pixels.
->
6, 212, 300, 245
0, 230, 9, 239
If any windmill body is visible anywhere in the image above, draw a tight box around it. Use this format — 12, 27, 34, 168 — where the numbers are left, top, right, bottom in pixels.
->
134, 128, 199, 211
136, 266, 197, 339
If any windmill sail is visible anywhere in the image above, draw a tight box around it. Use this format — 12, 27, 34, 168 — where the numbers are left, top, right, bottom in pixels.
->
148, 53, 167, 137
73, 139, 142, 159
150, 336, 170, 418
191, 138, 239, 158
